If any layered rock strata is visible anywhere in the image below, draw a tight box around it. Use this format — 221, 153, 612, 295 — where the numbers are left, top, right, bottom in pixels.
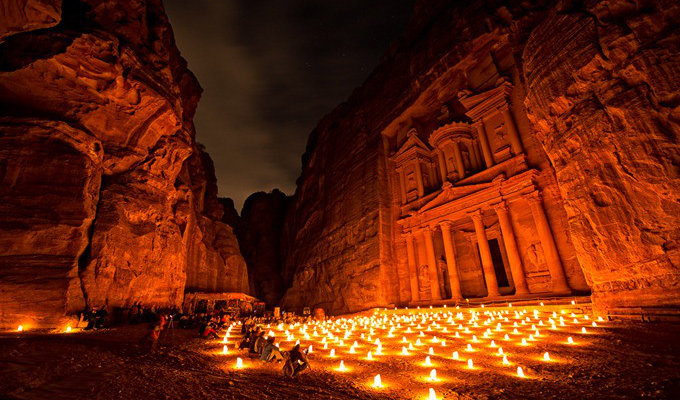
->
0, 0, 248, 328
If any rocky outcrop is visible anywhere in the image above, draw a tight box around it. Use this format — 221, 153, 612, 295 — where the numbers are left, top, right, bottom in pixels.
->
0, 0, 247, 328
279, 0, 679, 315
237, 190, 289, 306
522, 0, 680, 311
183, 145, 249, 294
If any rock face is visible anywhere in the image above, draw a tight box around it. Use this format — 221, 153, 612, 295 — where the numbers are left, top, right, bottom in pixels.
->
0, 0, 248, 328
279, 0, 679, 315
236, 190, 289, 306
522, 1, 680, 311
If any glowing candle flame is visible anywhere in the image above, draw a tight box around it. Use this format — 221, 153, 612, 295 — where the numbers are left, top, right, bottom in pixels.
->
490, 340, 497, 348
367, 351, 373, 360
567, 336, 574, 344
330, 349, 336, 357
466, 343, 473, 352
424, 355, 432, 366
521, 338, 527, 346
416, 338, 422, 346
452, 351, 459, 360
373, 374, 382, 388
543, 351, 550, 361
441, 339, 446, 347
65, 326, 72, 333
467, 358, 473, 369
349, 346, 356, 354
428, 388, 437, 400
338, 360, 347, 371
517, 366, 525, 378
222, 345, 228, 354
428, 347, 434, 355
429, 368, 437, 381
504, 334, 510, 340
402, 346, 409, 355
236, 357, 243, 369
581, 327, 587, 334
498, 347, 504, 355
502, 355, 509, 365
308, 345, 313, 354
17, 325, 23, 332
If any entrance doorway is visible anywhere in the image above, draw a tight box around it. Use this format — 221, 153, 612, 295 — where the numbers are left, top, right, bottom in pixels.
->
488, 239, 510, 287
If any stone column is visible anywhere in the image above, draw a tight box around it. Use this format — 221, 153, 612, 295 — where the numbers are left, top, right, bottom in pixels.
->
422, 227, 442, 300
404, 232, 420, 302
414, 161, 425, 197
473, 121, 494, 168
501, 107, 523, 155
493, 201, 529, 295
470, 210, 500, 297
436, 150, 448, 184
397, 169, 407, 204
527, 192, 571, 294
452, 141, 466, 180
439, 221, 463, 300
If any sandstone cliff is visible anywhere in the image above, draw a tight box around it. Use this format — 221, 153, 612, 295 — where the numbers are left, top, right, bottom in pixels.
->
0, 0, 247, 328
236, 190, 289, 306
279, 0, 679, 315
522, 0, 680, 310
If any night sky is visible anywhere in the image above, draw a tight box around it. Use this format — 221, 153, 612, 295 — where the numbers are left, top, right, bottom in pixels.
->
164, 0, 414, 211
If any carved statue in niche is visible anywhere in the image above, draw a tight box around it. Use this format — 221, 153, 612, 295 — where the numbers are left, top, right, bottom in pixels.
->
418, 264, 431, 292
460, 144, 471, 172
437, 104, 452, 125
438, 256, 450, 298
523, 242, 545, 273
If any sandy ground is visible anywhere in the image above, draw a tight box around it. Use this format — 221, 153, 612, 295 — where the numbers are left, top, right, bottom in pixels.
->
1, 308, 679, 400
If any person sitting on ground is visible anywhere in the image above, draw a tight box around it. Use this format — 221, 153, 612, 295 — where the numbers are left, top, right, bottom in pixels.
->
253, 331, 267, 354
95, 306, 108, 329
286, 344, 309, 377
201, 321, 219, 339
261, 337, 283, 362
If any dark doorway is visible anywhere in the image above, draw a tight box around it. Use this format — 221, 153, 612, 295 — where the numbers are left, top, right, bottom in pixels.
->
488, 239, 510, 287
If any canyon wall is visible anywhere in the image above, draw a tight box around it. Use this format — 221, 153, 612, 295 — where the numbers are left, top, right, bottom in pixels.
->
522, 0, 680, 310
280, 0, 679, 315
0, 0, 247, 328
235, 190, 289, 306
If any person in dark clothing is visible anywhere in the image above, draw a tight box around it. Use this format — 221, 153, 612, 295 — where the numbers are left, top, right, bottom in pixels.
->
285, 344, 309, 377
94, 307, 108, 329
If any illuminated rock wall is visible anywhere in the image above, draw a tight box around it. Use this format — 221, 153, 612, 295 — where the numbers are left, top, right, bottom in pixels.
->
522, 1, 680, 311
281, 0, 679, 314
0, 0, 247, 328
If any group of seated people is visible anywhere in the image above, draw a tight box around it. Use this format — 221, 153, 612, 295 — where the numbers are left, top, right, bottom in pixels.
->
83, 306, 109, 330
238, 322, 309, 377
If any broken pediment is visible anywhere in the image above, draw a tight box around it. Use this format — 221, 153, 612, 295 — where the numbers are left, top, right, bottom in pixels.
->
458, 79, 513, 121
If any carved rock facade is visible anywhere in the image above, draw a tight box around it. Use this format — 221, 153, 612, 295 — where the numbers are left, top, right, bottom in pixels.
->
281, 0, 679, 314
0, 0, 248, 328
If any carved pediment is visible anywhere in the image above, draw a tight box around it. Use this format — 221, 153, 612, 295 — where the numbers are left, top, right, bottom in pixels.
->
391, 129, 433, 163
418, 181, 494, 213
458, 80, 513, 121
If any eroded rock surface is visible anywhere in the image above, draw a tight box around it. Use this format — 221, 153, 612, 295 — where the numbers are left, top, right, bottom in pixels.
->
522, 0, 680, 311
0, 0, 247, 328
236, 190, 289, 306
